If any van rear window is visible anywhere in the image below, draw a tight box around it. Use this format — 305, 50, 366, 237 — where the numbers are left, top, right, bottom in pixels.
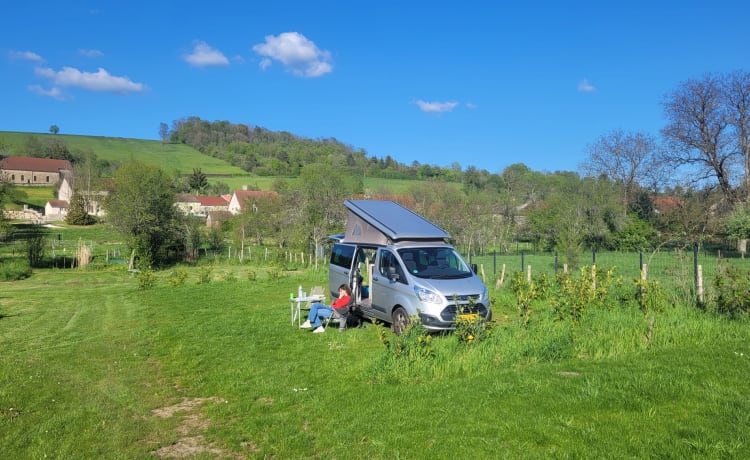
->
330, 244, 355, 269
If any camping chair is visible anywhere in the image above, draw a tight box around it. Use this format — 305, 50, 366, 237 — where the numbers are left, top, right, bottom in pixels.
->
323, 272, 362, 331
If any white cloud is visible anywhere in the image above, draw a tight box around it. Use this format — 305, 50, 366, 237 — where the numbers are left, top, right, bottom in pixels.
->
578, 78, 596, 93
28, 84, 66, 100
252, 32, 333, 78
9, 50, 43, 62
35, 66, 145, 94
79, 48, 104, 58
466, 102, 477, 109
416, 100, 459, 113
184, 41, 229, 67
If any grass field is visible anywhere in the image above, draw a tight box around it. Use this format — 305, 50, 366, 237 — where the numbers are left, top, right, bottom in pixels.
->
1, 256, 749, 458
0, 131, 248, 175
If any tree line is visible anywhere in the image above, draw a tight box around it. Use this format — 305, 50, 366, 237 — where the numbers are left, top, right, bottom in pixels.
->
3, 70, 750, 269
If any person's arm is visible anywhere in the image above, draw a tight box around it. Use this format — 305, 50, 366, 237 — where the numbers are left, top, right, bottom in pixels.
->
332, 295, 351, 309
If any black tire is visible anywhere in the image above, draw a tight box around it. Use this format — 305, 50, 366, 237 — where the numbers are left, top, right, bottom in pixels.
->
391, 307, 409, 335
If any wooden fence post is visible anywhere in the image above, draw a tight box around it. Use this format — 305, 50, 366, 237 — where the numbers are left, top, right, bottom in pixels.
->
697, 264, 704, 304
592, 265, 596, 290
495, 263, 506, 289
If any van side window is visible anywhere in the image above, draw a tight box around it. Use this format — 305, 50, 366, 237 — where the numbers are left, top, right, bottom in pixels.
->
330, 244, 355, 269
378, 250, 406, 284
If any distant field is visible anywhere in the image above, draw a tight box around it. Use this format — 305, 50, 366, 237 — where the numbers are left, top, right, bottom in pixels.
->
0, 131, 247, 176
219, 176, 434, 194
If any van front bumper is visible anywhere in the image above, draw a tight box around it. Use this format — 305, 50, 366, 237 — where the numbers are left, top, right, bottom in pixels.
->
419, 305, 492, 331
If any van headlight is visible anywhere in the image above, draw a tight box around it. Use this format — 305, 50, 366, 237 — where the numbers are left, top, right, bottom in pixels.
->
414, 285, 441, 304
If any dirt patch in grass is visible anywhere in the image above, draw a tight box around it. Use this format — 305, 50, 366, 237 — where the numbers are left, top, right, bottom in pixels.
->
150, 397, 258, 458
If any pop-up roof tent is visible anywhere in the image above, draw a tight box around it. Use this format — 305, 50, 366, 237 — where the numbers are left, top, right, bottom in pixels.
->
342, 199, 451, 245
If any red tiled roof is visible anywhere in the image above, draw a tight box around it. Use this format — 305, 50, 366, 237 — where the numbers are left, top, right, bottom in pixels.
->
196, 195, 229, 207
0, 156, 72, 172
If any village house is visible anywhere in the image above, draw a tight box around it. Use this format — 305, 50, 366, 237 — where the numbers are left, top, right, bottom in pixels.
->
174, 194, 229, 217
44, 199, 69, 221
54, 174, 112, 219
196, 195, 230, 214
174, 193, 201, 215
0, 156, 72, 186
228, 188, 278, 215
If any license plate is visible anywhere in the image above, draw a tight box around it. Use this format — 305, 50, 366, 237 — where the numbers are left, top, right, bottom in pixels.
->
458, 313, 479, 321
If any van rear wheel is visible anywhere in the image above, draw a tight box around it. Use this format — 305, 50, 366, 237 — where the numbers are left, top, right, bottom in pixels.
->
391, 307, 409, 335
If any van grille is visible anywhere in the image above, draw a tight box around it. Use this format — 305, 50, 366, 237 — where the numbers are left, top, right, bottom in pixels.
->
444, 294, 480, 302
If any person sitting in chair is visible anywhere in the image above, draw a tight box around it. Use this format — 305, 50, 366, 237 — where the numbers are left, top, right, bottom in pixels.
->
300, 284, 352, 333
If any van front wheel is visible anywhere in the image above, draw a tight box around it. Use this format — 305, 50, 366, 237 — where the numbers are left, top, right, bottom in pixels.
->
391, 307, 409, 335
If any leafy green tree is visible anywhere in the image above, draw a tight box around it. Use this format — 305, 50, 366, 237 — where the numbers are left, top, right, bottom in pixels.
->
105, 161, 182, 268
49, 124, 59, 135
188, 168, 208, 194
297, 163, 363, 254
65, 193, 95, 225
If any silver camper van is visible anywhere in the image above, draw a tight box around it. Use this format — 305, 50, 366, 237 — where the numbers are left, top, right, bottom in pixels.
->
329, 200, 491, 332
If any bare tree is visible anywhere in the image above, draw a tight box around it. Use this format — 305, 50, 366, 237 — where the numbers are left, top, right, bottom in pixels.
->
159, 122, 170, 143
722, 70, 750, 202
661, 73, 740, 205
581, 130, 663, 208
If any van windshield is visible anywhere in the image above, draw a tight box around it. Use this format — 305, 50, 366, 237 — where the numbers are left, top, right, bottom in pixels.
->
397, 248, 473, 279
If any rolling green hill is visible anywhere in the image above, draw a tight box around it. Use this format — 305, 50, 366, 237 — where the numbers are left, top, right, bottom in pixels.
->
0, 131, 247, 176
0, 131, 437, 195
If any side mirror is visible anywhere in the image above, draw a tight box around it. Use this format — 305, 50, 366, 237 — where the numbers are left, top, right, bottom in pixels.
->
471, 263, 478, 274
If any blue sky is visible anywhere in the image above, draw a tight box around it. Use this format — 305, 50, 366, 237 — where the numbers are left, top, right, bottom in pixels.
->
2, 1, 748, 174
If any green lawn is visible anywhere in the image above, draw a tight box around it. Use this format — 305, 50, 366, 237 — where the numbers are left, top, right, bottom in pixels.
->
1, 260, 748, 458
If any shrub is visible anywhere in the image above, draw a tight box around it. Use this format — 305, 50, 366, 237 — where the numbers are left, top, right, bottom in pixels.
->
552, 266, 614, 323
453, 311, 491, 345
509, 271, 540, 327
0, 259, 32, 281
197, 267, 212, 284
634, 277, 668, 315
713, 264, 750, 318
372, 319, 434, 382
167, 269, 188, 287
136, 269, 156, 290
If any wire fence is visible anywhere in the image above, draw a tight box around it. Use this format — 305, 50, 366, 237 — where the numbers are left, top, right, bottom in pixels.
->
469, 246, 750, 299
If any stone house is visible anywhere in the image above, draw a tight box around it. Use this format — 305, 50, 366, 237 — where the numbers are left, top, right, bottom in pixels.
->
0, 156, 72, 186
55, 174, 111, 218
44, 200, 69, 221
